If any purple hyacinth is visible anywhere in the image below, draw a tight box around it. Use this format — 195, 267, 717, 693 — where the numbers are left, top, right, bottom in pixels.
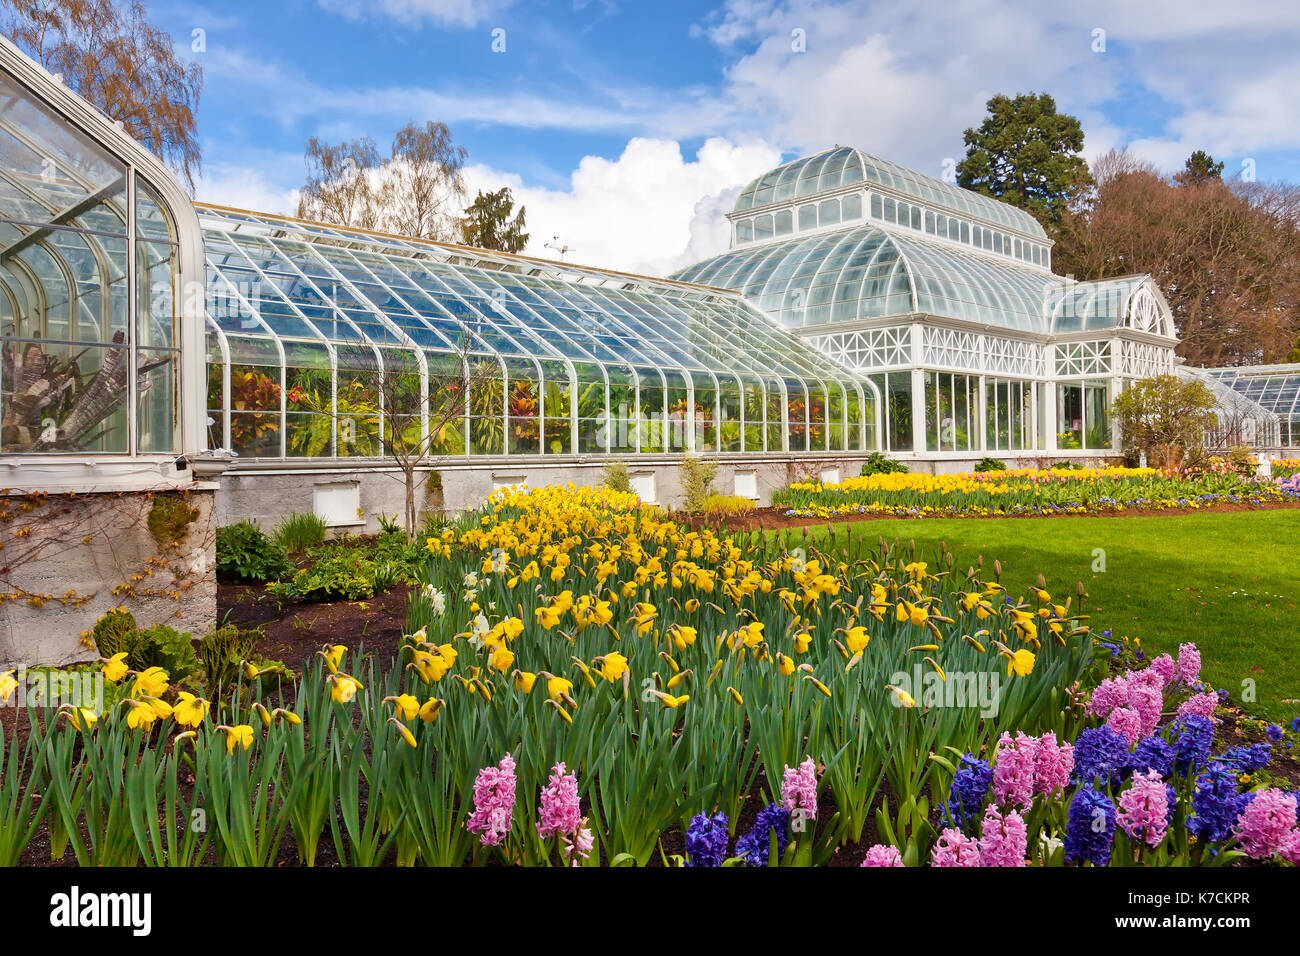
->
1170, 714, 1215, 775
1073, 726, 1129, 788
1130, 735, 1175, 779
1065, 788, 1116, 866
1186, 765, 1248, 844
1216, 743, 1271, 775
734, 803, 791, 867
684, 812, 730, 867
944, 753, 993, 832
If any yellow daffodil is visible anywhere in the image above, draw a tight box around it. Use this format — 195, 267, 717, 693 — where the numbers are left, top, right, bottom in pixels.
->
418, 698, 444, 723
322, 644, 348, 673
489, 645, 515, 673
654, 691, 689, 709
222, 724, 255, 753
329, 673, 364, 704
64, 707, 98, 731
895, 600, 928, 627
173, 692, 209, 729
390, 717, 418, 748
387, 693, 421, 721
125, 700, 157, 730
546, 675, 573, 700
844, 625, 870, 655
1007, 648, 1036, 677
100, 653, 129, 683
597, 651, 628, 682
132, 666, 170, 698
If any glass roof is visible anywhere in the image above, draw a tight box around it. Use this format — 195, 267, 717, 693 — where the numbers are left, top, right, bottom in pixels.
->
1202, 364, 1300, 418
672, 223, 1148, 335
198, 204, 862, 389
733, 146, 1047, 238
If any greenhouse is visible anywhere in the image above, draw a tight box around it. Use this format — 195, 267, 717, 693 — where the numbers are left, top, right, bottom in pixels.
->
1199, 363, 1300, 450
673, 147, 1181, 461
200, 203, 877, 465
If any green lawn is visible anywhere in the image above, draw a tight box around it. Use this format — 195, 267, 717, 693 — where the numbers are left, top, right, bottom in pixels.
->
792, 510, 1300, 723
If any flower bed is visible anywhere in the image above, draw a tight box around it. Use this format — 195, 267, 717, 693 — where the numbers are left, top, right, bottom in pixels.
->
771, 467, 1300, 520
2, 484, 1296, 867
1273, 459, 1300, 481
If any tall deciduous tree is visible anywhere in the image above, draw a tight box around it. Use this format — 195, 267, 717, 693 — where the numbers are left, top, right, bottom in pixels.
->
956, 92, 1091, 228
461, 187, 528, 253
1052, 148, 1300, 367
2, 0, 203, 190
296, 122, 466, 242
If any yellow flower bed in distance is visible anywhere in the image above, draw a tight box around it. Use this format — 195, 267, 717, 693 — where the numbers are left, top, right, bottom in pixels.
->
771, 465, 1296, 518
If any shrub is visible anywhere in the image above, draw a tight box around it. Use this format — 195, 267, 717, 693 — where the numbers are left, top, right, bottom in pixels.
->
601, 460, 631, 494
859, 452, 908, 476
90, 608, 137, 658
95, 619, 202, 689
1225, 445, 1258, 477
273, 512, 327, 552
701, 494, 756, 515
680, 455, 718, 512
973, 456, 1006, 472
199, 624, 263, 700
268, 545, 377, 602
1052, 461, 1084, 470
1111, 373, 1217, 468
216, 521, 294, 583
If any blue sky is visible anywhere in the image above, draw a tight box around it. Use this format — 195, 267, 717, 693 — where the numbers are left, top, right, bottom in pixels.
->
147, 0, 1300, 274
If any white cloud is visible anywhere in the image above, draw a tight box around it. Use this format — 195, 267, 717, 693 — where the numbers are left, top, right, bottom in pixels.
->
463, 137, 781, 276
315, 0, 514, 29
194, 161, 299, 216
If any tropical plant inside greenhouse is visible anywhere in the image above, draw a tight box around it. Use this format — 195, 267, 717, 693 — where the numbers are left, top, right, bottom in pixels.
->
3, 484, 1297, 869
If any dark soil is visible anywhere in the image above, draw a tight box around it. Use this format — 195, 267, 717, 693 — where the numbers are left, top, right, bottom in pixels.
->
220, 581, 413, 670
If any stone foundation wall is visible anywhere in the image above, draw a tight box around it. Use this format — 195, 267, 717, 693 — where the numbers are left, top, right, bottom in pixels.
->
214, 456, 882, 533
0, 487, 217, 668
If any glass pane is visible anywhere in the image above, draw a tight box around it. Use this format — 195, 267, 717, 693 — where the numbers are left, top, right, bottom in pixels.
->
886, 371, 912, 452
1, 340, 129, 452
1085, 381, 1111, 449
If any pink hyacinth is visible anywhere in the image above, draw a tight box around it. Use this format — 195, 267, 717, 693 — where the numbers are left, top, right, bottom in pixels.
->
1279, 829, 1300, 866
1147, 654, 1177, 688
930, 827, 981, 867
1030, 731, 1074, 798
781, 757, 818, 820
1090, 672, 1161, 739
1117, 770, 1169, 847
466, 753, 517, 847
978, 805, 1027, 867
537, 761, 582, 840
1175, 643, 1201, 686
1106, 706, 1144, 747
992, 732, 1036, 809
561, 820, 594, 866
860, 844, 905, 867
1088, 676, 1129, 717
1129, 683, 1163, 738
1235, 788, 1298, 859
1177, 691, 1219, 720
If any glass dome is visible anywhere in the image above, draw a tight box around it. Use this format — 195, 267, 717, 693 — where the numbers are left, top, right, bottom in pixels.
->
733, 147, 1048, 238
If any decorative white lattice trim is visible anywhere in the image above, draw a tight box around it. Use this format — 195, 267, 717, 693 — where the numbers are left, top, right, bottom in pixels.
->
1055, 340, 1112, 377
